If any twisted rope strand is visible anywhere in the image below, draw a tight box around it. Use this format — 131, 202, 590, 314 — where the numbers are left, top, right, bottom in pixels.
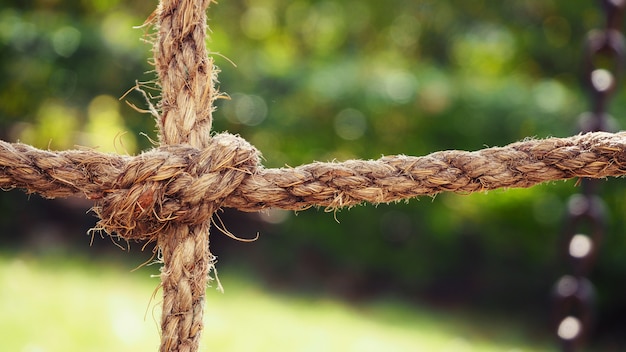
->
2, 124, 626, 352
1, 131, 625, 217
152, 0, 219, 350
14, 1, 625, 351
155, 0, 217, 147
226, 131, 626, 210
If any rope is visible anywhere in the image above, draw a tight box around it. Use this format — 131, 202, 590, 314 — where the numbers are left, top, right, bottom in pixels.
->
4, 0, 626, 351
152, 1, 218, 351
1, 131, 626, 233
155, 0, 218, 147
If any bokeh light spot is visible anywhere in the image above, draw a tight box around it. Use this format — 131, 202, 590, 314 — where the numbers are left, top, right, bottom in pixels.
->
532, 80, 567, 113
334, 108, 367, 140
555, 275, 578, 297
52, 26, 81, 58
557, 316, 581, 341
567, 194, 589, 216
224, 93, 268, 126
569, 234, 593, 259
590, 69, 613, 92
241, 6, 276, 40
383, 70, 417, 104
452, 24, 515, 76
82, 95, 137, 153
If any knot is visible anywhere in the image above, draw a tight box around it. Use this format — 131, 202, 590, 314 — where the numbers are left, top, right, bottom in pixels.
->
94, 133, 260, 241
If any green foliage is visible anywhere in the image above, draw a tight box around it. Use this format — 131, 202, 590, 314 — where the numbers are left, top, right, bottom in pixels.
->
0, 254, 555, 351
2, 0, 626, 333
0, 1, 153, 151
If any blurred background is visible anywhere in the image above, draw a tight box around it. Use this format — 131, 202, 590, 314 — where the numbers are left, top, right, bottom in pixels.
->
1, 0, 626, 351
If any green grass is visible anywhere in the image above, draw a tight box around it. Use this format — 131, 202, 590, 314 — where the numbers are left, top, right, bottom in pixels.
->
0, 252, 555, 352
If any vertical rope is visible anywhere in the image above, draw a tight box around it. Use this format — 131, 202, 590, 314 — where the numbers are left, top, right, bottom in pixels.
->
152, 0, 219, 351
155, 0, 217, 147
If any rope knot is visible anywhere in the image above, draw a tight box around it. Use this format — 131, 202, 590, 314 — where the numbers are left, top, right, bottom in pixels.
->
94, 133, 260, 241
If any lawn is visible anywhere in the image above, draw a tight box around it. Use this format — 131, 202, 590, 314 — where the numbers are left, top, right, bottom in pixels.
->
0, 252, 555, 352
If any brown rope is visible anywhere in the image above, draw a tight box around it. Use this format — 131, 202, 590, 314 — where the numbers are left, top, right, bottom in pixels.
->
151, 1, 218, 351
1, 131, 626, 229
155, 0, 218, 147
4, 1, 626, 352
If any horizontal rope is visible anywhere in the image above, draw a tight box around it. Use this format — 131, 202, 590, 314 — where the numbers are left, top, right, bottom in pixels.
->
1, 131, 626, 238
228, 131, 626, 210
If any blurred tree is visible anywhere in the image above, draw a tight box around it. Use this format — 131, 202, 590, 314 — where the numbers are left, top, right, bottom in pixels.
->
2, 0, 626, 347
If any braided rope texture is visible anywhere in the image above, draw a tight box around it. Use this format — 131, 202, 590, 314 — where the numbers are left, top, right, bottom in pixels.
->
3, 0, 626, 351
1, 131, 626, 224
155, 0, 217, 148
151, 0, 219, 350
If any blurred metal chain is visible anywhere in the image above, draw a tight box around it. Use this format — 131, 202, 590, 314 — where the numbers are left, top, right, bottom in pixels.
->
552, 1, 625, 350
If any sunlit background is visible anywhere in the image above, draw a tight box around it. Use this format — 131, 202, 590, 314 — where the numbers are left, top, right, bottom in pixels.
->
2, 0, 626, 351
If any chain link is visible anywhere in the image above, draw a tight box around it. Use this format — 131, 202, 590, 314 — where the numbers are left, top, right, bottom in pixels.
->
552, 1, 625, 350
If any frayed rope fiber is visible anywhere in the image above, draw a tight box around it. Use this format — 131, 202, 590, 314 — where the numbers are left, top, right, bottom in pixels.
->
1, 131, 626, 241
152, 1, 219, 350
5, 0, 626, 351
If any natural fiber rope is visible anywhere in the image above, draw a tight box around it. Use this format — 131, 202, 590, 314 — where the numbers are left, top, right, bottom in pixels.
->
152, 1, 218, 351
1, 131, 626, 222
4, 0, 626, 351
